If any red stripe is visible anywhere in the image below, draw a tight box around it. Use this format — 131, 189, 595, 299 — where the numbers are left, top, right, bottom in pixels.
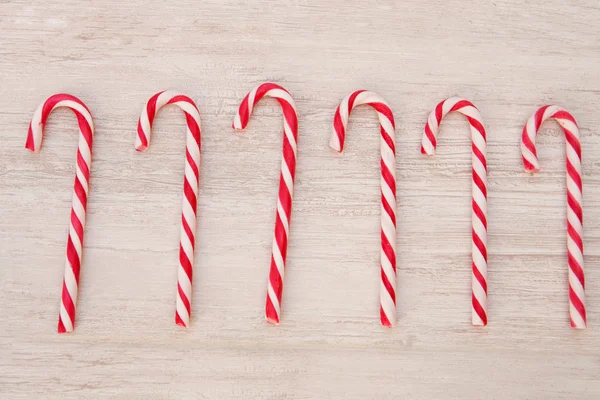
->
472, 200, 487, 230
380, 126, 396, 155
61, 279, 76, 327
282, 136, 297, 180
380, 231, 396, 273
269, 256, 284, 302
273, 213, 289, 262
380, 161, 396, 198
70, 210, 84, 244
265, 296, 280, 324
66, 235, 81, 282
472, 143, 487, 173
75, 112, 93, 150
449, 99, 474, 112
332, 105, 346, 151
370, 102, 395, 128
380, 264, 395, 302
472, 171, 487, 200
73, 176, 88, 215
183, 178, 198, 215
535, 105, 551, 131
568, 252, 585, 288
381, 192, 396, 228
186, 149, 200, 181
567, 190, 583, 225
380, 307, 392, 327
422, 123, 436, 153
472, 229, 488, 262
472, 261, 488, 294
552, 110, 577, 125
57, 318, 67, 334
472, 295, 488, 325
521, 125, 537, 167
184, 112, 202, 151
181, 213, 195, 251
435, 101, 444, 126
569, 286, 586, 325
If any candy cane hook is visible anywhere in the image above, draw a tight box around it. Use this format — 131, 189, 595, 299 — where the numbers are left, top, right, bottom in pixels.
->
421, 97, 488, 326
233, 82, 298, 325
330, 90, 397, 327
521, 105, 585, 329
26, 94, 94, 333
136, 91, 201, 328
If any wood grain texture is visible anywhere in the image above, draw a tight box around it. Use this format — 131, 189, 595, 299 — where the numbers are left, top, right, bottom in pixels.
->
1, 0, 599, 398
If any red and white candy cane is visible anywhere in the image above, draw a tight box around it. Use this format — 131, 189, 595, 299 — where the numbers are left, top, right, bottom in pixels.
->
136, 91, 201, 328
233, 83, 298, 325
331, 90, 397, 327
26, 94, 94, 333
421, 97, 488, 326
521, 105, 586, 329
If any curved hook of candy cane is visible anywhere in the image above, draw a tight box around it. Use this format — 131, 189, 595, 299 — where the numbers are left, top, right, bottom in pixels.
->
232, 82, 298, 325
421, 97, 488, 326
26, 93, 94, 334
136, 90, 202, 328
330, 90, 397, 327
521, 105, 585, 329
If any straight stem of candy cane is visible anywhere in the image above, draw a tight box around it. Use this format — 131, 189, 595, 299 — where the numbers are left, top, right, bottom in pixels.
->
521, 105, 585, 329
136, 91, 202, 328
331, 90, 397, 327
232, 82, 298, 325
26, 94, 94, 333
421, 97, 488, 326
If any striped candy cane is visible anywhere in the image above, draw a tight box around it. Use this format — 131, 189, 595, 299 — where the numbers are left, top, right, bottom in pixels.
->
136, 91, 201, 328
233, 83, 298, 325
421, 97, 488, 326
521, 105, 585, 329
26, 94, 94, 333
331, 90, 397, 327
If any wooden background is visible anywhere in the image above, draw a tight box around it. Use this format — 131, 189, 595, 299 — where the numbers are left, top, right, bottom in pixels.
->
1, 1, 599, 398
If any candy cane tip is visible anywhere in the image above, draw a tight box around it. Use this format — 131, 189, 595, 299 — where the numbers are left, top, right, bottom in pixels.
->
571, 320, 586, 329
328, 136, 342, 152
421, 148, 435, 156
266, 315, 280, 325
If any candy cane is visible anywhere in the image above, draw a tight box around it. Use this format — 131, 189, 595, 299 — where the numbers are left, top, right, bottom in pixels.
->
26, 94, 94, 333
330, 90, 397, 327
233, 83, 298, 325
521, 105, 585, 329
136, 91, 201, 328
421, 97, 488, 326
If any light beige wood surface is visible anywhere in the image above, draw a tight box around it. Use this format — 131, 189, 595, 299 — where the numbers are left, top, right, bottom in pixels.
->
1, 1, 599, 398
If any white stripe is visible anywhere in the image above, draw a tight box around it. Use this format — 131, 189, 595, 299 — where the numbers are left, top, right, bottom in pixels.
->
59, 303, 74, 332
63, 261, 79, 308
266, 283, 281, 319
277, 200, 289, 236
569, 305, 586, 329
265, 88, 295, 109
280, 161, 294, 199
178, 265, 193, 299
379, 283, 396, 326
271, 238, 286, 279
53, 100, 94, 133
175, 297, 190, 326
